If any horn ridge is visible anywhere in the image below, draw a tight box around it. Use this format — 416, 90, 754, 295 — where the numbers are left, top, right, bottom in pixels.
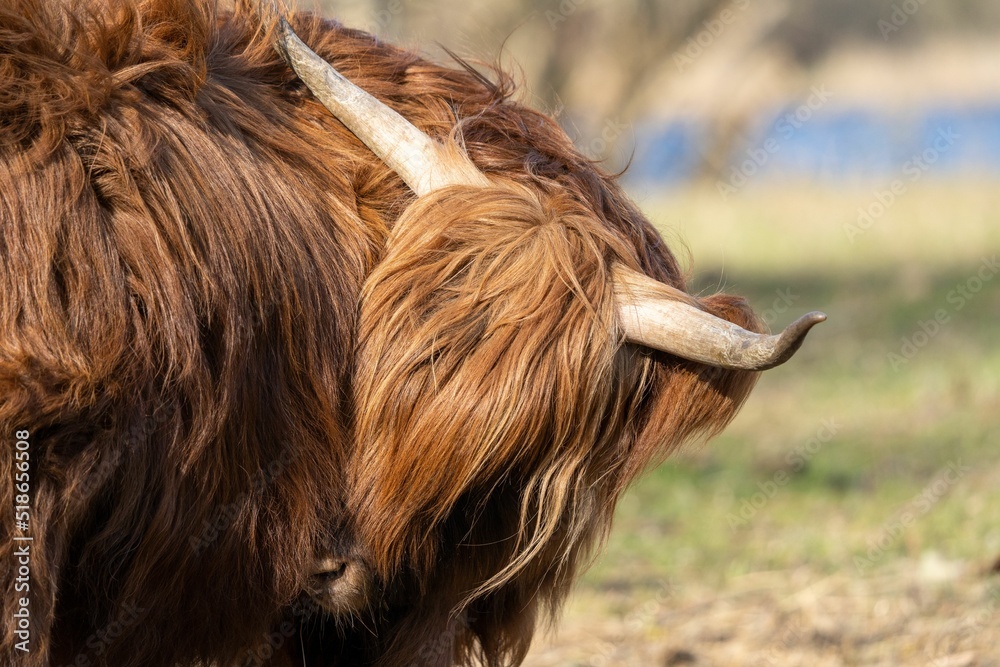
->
255, 1, 489, 196
613, 264, 825, 371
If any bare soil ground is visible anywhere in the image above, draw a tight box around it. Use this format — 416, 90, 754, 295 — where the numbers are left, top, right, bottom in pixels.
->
527, 563, 1000, 667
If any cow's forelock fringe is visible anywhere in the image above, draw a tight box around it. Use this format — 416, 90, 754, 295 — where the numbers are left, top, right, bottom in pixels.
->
353, 183, 637, 581
1, 1, 762, 666
350, 184, 762, 666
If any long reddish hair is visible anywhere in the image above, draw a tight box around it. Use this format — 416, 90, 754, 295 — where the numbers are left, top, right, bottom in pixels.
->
0, 1, 761, 665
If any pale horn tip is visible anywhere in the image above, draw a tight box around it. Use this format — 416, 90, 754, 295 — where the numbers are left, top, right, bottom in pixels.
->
760, 311, 827, 371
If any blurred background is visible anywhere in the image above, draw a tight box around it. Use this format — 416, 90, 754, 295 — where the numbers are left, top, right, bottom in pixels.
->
318, 1, 1000, 664
324, 0, 1000, 184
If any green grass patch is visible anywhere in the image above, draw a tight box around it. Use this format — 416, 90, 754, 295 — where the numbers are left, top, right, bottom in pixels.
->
582, 180, 1000, 593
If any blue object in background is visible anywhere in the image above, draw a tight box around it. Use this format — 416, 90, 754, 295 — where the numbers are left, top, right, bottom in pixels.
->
626, 105, 1000, 188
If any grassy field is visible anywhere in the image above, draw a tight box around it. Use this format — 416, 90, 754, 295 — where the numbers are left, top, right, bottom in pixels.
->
525, 181, 1000, 667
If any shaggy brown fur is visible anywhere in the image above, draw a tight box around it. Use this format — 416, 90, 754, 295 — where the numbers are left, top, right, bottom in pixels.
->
0, 1, 762, 665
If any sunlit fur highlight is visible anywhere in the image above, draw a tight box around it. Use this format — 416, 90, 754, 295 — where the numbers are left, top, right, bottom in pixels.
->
351, 185, 763, 666
0, 1, 762, 666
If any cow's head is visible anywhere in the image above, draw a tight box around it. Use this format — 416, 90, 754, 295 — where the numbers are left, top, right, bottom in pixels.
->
264, 5, 825, 663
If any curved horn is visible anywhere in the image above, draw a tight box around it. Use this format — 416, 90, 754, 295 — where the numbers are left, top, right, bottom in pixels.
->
613, 265, 826, 371
255, 1, 489, 196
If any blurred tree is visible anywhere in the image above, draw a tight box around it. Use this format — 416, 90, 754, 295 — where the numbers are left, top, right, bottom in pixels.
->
316, 0, 1000, 175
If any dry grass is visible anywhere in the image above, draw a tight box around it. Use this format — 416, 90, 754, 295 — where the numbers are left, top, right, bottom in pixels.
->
529, 564, 999, 667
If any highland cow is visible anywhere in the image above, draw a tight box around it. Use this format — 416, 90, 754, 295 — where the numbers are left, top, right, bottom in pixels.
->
0, 1, 824, 665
